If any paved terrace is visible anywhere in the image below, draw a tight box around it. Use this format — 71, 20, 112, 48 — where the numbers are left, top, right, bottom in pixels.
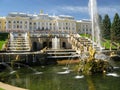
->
0, 82, 28, 90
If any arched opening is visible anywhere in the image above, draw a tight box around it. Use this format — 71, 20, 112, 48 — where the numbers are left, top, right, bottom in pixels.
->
43, 42, 47, 48
49, 42, 52, 48
42, 27, 44, 30
62, 42, 66, 49
33, 42, 37, 51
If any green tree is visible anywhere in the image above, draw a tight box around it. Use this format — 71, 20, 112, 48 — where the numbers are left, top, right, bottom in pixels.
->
98, 14, 103, 39
111, 13, 120, 42
102, 14, 111, 39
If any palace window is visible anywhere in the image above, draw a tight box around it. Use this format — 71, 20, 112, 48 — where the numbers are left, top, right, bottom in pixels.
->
42, 27, 44, 30
50, 27, 52, 30
8, 21, 11, 23
30, 26, 32, 30
20, 21, 22, 24
54, 27, 55, 30
25, 25, 27, 29
34, 22, 36, 25
13, 21, 16, 23
20, 25, 22, 29
86, 28, 88, 31
25, 21, 27, 24
83, 28, 84, 31
13, 25, 16, 28
66, 27, 68, 30
34, 27, 36, 30
8, 25, 11, 28
29, 22, 32, 25
17, 25, 19, 28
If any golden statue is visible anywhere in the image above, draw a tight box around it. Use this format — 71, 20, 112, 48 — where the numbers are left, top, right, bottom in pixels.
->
88, 46, 96, 61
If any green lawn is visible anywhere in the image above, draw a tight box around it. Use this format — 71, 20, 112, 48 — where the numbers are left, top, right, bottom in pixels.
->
101, 39, 118, 49
0, 41, 6, 50
0, 33, 9, 50
80, 34, 118, 50
0, 88, 5, 90
80, 34, 91, 38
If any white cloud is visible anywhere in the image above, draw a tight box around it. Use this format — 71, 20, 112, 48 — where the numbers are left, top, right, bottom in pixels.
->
55, 5, 119, 14
98, 6, 120, 16
47, 6, 88, 15
60, 6, 88, 13
47, 5, 120, 19
97, 5, 120, 20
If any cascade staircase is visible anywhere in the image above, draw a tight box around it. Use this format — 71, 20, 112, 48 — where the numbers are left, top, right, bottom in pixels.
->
6, 32, 31, 52
46, 49, 79, 59
69, 34, 102, 53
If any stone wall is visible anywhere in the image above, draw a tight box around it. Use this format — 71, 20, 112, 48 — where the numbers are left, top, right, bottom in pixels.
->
30, 37, 72, 51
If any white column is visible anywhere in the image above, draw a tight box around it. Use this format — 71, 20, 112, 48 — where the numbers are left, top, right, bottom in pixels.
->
36, 22, 38, 30
45, 22, 46, 30
6, 21, 8, 31
48, 22, 49, 30
11, 21, 13, 30
27, 21, 29, 31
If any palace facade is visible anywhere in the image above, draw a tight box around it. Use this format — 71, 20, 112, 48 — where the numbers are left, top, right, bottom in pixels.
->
0, 11, 92, 34
0, 17, 6, 31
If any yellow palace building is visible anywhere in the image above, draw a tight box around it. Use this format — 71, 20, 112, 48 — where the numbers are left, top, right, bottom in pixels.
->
0, 17, 6, 32
0, 11, 92, 34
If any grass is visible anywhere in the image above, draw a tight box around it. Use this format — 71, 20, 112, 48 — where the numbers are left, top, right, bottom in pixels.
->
0, 33, 9, 50
0, 88, 5, 90
0, 41, 6, 50
101, 39, 118, 50
80, 34, 118, 50
80, 34, 91, 38
101, 40, 110, 49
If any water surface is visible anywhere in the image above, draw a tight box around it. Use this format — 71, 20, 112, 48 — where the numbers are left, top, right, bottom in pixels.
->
1, 61, 120, 90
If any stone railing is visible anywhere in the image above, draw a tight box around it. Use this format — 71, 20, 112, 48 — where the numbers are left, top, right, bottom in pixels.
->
68, 34, 92, 54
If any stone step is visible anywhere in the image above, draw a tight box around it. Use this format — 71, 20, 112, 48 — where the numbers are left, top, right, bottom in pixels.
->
7, 32, 31, 52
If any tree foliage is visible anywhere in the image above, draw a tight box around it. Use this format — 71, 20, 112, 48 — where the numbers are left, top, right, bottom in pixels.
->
111, 13, 120, 42
102, 14, 111, 39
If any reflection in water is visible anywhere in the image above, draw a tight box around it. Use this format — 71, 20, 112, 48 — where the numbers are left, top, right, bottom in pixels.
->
57, 70, 70, 75
34, 71, 43, 75
106, 73, 120, 77
74, 75, 84, 79
87, 76, 95, 90
10, 70, 16, 74
0, 60, 120, 90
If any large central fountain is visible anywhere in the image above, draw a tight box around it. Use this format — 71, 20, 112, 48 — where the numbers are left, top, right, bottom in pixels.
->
89, 0, 102, 51
74, 0, 113, 75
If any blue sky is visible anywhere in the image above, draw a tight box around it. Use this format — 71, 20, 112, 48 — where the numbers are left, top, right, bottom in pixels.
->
0, 0, 120, 20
